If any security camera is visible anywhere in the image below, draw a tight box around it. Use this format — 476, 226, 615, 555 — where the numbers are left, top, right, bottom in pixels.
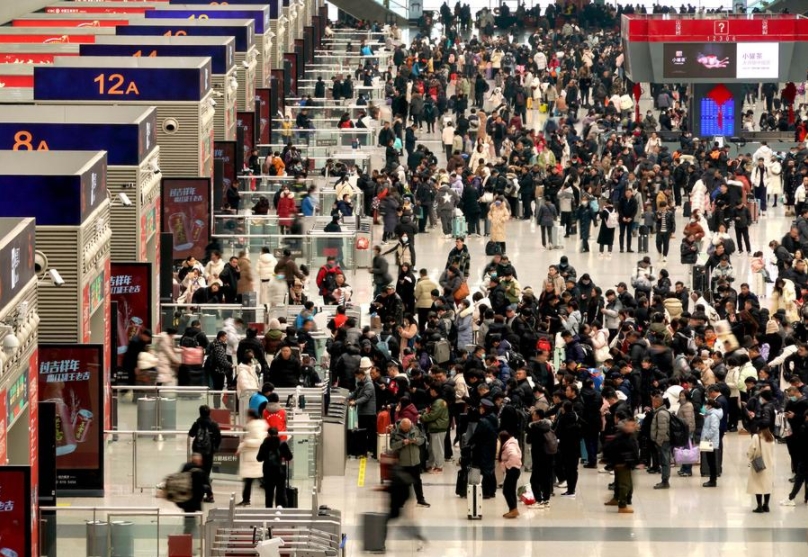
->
209, 98, 217, 107
242, 60, 250, 69
230, 76, 239, 89
34, 250, 49, 278
212, 90, 224, 98
2, 332, 19, 355
49, 268, 65, 287
149, 159, 162, 173
118, 192, 133, 207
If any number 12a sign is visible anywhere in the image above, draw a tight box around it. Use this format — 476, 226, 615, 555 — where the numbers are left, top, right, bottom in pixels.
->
94, 73, 140, 96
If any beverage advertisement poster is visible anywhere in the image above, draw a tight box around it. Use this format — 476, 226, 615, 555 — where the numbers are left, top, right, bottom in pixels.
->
256, 88, 270, 144
214, 141, 237, 212
28, 351, 38, 557
38, 344, 104, 496
110, 263, 153, 368
160, 178, 212, 262
0, 466, 32, 557
236, 111, 256, 168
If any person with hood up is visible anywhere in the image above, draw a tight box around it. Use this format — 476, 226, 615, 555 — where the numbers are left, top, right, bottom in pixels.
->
256, 247, 278, 307
256, 426, 294, 507
236, 410, 269, 506
526, 408, 556, 508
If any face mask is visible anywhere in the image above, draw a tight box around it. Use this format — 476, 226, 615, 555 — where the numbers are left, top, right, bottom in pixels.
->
401, 236, 409, 243
495, 201, 502, 206
790, 396, 798, 402
485, 377, 493, 384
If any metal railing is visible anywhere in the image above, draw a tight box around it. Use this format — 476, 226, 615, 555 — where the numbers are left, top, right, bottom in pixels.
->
40, 505, 204, 557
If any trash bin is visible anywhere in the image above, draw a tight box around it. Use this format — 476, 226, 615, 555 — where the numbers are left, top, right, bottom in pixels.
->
136, 397, 157, 436
110, 521, 134, 557
86, 520, 109, 557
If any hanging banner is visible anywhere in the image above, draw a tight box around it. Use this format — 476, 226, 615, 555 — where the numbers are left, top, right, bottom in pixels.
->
160, 177, 212, 262
27, 351, 39, 557
38, 344, 105, 497
0, 466, 32, 557
110, 262, 153, 368
0, 388, 6, 465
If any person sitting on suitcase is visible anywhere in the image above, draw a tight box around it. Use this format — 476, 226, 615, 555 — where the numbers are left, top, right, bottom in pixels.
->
256, 427, 293, 508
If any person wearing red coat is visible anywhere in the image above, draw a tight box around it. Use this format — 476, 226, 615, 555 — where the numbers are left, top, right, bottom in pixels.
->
276, 190, 297, 232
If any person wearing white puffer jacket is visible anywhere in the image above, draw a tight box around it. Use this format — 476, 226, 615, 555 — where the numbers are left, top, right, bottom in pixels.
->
236, 410, 268, 507
256, 246, 278, 307
690, 176, 711, 219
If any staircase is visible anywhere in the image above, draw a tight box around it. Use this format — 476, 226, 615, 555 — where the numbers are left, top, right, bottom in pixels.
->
332, 0, 410, 26
750, 0, 808, 14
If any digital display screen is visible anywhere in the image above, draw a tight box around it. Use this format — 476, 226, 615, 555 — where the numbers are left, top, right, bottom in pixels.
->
161, 177, 212, 261
146, 8, 270, 34
34, 65, 209, 101
117, 22, 254, 52
81, 42, 234, 75
663, 43, 735, 79
38, 344, 105, 495
663, 42, 779, 80
700, 97, 735, 137
111, 263, 153, 367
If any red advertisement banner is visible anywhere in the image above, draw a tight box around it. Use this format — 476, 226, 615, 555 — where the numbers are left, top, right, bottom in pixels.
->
28, 351, 39, 557
111, 262, 153, 368
0, 466, 32, 557
236, 111, 255, 169
256, 88, 270, 144
161, 178, 212, 261
0, 389, 6, 465
38, 344, 105, 494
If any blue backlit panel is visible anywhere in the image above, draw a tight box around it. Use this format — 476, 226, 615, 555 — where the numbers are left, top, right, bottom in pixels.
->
700, 98, 735, 136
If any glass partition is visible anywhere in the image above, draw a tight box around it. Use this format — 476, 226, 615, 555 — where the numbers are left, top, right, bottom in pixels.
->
159, 305, 269, 337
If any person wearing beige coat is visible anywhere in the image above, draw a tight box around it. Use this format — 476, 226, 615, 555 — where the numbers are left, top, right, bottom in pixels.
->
746, 429, 776, 512
414, 271, 439, 330
488, 197, 511, 251
237, 253, 255, 297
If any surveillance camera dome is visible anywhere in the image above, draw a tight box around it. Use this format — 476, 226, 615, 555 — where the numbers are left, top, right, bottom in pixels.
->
34, 250, 49, 279
2, 332, 20, 353
162, 118, 179, 135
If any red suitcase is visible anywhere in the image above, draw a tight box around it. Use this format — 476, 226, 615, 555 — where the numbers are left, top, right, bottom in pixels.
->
748, 199, 759, 223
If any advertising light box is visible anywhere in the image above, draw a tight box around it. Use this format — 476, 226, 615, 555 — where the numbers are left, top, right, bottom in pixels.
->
662, 42, 780, 80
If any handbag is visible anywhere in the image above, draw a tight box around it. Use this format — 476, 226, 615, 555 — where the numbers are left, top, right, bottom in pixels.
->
673, 440, 700, 465
454, 280, 470, 302
751, 437, 766, 473
347, 406, 359, 430
698, 440, 714, 452
539, 103, 548, 114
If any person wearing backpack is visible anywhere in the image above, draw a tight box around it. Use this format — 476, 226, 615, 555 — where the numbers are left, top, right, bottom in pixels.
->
179, 321, 209, 387
256, 426, 294, 508
316, 256, 342, 304
650, 392, 672, 489
526, 408, 557, 509
188, 405, 222, 503
172, 453, 208, 535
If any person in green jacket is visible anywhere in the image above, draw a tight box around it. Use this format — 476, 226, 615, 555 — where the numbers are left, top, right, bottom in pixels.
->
390, 418, 430, 507
421, 384, 450, 472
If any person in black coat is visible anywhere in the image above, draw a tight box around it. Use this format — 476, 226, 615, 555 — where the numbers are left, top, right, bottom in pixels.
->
580, 378, 604, 468
268, 346, 302, 387
468, 399, 499, 497
555, 400, 583, 497
603, 417, 640, 512
188, 405, 222, 503
176, 453, 208, 535
237, 328, 269, 376
256, 427, 294, 507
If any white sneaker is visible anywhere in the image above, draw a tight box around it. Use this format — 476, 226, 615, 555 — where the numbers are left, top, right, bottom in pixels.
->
554, 481, 567, 489
662, 257, 667, 263
781, 499, 796, 507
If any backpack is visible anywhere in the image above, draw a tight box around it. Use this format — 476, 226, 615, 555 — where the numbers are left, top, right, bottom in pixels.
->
468, 115, 480, 131
377, 335, 393, 358
536, 332, 553, 354
516, 91, 526, 105
193, 424, 213, 454
162, 471, 194, 503
543, 430, 559, 455
485, 240, 502, 256
668, 413, 690, 447
317, 265, 338, 295
580, 343, 596, 367
605, 209, 619, 228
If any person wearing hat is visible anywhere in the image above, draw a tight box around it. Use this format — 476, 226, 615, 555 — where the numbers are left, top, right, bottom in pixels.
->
348, 362, 378, 458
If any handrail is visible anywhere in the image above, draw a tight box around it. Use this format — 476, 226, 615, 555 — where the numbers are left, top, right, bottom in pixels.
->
41, 506, 200, 512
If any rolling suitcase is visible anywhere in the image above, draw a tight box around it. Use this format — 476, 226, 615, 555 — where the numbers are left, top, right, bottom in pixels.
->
452, 215, 467, 237
638, 227, 649, 253
683, 197, 692, 218
548, 224, 563, 248
692, 265, 710, 298
285, 466, 298, 508
748, 199, 759, 223
362, 512, 388, 553
467, 483, 482, 520
347, 428, 368, 457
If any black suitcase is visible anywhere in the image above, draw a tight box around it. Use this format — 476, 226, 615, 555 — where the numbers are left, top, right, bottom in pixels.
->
693, 265, 710, 298
285, 466, 298, 508
362, 512, 387, 553
455, 467, 468, 498
683, 198, 692, 217
638, 232, 649, 253
347, 428, 368, 457
485, 240, 502, 256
